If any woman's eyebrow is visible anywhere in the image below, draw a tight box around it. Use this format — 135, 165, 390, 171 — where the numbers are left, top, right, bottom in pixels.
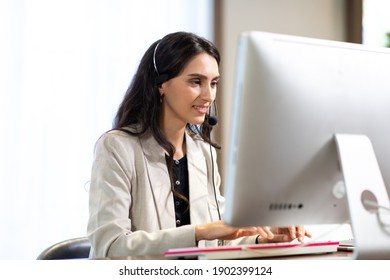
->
187, 73, 220, 80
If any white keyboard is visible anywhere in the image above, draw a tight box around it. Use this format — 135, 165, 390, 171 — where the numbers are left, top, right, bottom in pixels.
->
165, 241, 340, 259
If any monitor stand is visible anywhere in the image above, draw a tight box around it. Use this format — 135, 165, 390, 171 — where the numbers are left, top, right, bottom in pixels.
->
335, 134, 390, 259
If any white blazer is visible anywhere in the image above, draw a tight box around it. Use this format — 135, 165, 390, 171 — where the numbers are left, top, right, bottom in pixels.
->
87, 128, 256, 258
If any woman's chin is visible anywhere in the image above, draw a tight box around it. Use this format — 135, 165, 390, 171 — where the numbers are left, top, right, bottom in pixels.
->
191, 117, 206, 125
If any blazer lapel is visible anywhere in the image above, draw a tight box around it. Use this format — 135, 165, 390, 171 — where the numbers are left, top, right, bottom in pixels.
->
185, 133, 210, 225
139, 130, 210, 229
140, 132, 176, 229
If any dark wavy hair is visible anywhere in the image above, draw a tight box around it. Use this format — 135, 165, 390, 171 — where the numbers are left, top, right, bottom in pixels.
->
114, 31, 220, 144
112, 31, 221, 206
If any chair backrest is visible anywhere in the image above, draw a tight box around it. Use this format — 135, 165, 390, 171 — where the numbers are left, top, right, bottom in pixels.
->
37, 237, 91, 260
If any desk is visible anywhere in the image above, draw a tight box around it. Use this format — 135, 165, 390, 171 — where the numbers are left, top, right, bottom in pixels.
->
100, 250, 353, 260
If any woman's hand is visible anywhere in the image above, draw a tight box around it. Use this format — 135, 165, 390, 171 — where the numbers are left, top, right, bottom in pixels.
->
257, 226, 312, 243
195, 221, 312, 244
195, 221, 274, 241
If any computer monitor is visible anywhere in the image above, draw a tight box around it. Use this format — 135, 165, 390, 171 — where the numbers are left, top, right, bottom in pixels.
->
223, 31, 390, 259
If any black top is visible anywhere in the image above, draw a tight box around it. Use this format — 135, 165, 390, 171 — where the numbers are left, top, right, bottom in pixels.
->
171, 156, 190, 227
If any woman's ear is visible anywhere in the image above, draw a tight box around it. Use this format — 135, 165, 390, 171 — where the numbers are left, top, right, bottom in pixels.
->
159, 80, 168, 93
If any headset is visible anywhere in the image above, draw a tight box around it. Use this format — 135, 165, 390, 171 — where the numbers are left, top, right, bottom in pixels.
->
153, 40, 171, 85
153, 38, 222, 221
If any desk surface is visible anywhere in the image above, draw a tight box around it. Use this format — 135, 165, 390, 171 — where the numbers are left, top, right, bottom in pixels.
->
101, 250, 353, 260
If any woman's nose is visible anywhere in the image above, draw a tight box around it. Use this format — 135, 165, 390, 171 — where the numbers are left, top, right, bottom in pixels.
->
201, 85, 215, 101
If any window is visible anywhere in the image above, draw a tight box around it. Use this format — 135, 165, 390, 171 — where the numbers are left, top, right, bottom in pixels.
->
363, 0, 390, 46
0, 0, 214, 259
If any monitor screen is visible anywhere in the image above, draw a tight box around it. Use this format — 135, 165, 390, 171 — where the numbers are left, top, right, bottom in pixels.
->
223, 31, 390, 252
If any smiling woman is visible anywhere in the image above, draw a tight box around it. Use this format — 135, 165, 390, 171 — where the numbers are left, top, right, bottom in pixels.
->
87, 32, 233, 258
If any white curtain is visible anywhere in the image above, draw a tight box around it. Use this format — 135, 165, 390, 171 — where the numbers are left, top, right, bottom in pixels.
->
0, 0, 213, 259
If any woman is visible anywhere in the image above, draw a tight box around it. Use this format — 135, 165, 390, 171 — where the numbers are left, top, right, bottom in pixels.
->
87, 31, 310, 258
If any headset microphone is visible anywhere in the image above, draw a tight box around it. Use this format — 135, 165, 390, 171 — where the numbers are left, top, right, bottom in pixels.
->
207, 100, 218, 126
208, 115, 218, 126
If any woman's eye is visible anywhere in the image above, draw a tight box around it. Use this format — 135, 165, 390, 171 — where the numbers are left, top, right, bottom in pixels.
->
190, 79, 201, 85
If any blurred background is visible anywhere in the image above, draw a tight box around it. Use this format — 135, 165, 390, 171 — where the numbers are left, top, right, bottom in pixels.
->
1, 0, 389, 259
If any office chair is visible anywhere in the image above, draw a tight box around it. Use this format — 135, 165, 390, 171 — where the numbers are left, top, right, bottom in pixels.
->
37, 236, 91, 260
